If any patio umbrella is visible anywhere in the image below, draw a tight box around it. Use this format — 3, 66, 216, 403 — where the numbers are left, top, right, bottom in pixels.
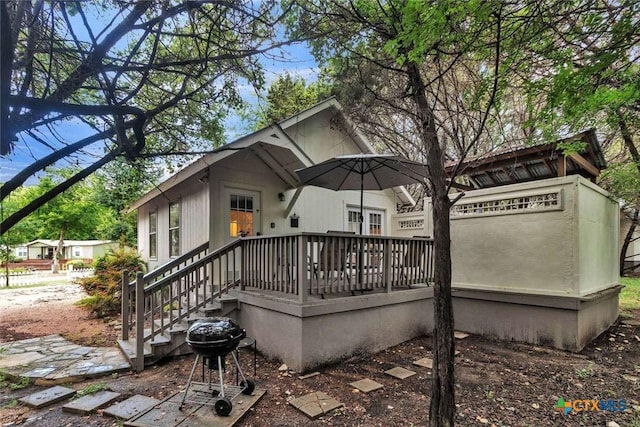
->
295, 153, 428, 234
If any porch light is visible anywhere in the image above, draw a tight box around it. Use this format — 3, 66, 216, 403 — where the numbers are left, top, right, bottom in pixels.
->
278, 192, 285, 202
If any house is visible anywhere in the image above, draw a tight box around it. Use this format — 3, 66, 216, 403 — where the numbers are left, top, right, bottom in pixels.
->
122, 99, 619, 373
128, 98, 415, 269
10, 240, 117, 269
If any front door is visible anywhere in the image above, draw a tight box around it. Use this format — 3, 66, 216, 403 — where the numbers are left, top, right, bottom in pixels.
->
225, 188, 261, 240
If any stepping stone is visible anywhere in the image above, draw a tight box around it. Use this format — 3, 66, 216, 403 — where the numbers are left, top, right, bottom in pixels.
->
384, 367, 416, 379
62, 391, 121, 414
413, 357, 433, 369
350, 378, 383, 393
19, 385, 76, 408
454, 331, 469, 339
289, 391, 343, 420
103, 394, 159, 420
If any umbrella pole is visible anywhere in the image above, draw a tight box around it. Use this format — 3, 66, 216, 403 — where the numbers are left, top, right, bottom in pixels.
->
359, 168, 364, 286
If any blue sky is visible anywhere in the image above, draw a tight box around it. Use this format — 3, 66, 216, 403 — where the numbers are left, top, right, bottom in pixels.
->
0, 4, 319, 185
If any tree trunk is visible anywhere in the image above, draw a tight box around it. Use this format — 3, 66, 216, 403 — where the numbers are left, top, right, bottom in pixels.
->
620, 209, 638, 276
407, 62, 456, 426
52, 225, 66, 274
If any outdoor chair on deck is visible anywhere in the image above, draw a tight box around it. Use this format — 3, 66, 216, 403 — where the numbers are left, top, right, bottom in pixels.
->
399, 237, 429, 287
311, 231, 355, 298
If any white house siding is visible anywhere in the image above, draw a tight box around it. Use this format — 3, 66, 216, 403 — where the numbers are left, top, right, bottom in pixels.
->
138, 174, 209, 270
285, 109, 362, 163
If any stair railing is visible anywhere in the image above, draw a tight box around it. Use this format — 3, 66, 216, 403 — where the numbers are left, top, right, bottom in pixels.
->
122, 239, 243, 371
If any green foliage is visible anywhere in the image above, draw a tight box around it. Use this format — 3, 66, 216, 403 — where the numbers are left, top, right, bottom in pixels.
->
1, 168, 113, 245
601, 161, 640, 208
91, 159, 160, 246
76, 382, 109, 397
0, 398, 18, 409
65, 259, 91, 269
575, 362, 595, 379
252, 73, 332, 129
0, 373, 32, 390
620, 277, 640, 317
77, 248, 145, 317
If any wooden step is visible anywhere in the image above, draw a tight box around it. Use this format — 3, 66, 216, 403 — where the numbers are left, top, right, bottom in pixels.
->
117, 339, 153, 365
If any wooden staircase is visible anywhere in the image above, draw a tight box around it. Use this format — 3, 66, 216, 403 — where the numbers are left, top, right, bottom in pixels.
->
117, 240, 245, 371
117, 294, 239, 368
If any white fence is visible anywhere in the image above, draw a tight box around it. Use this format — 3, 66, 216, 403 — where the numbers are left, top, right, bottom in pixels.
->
0, 267, 95, 287
67, 267, 95, 280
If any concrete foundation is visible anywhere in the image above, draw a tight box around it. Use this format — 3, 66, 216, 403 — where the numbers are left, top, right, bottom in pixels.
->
234, 282, 619, 371
236, 287, 433, 373
452, 285, 621, 351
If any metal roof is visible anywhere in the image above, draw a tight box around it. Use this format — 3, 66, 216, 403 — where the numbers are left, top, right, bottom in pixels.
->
445, 129, 606, 189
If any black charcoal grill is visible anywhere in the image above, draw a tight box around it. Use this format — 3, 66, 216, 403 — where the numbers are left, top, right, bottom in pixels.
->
179, 317, 255, 416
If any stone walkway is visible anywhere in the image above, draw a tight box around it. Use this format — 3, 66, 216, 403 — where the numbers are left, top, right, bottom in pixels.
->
0, 334, 130, 384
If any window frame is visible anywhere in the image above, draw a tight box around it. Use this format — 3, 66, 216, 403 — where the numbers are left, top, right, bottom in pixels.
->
149, 209, 158, 260
169, 201, 180, 258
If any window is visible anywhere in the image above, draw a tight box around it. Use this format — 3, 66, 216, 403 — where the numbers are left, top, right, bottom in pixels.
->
149, 210, 157, 259
169, 202, 180, 257
72, 246, 81, 257
347, 210, 360, 234
369, 212, 382, 235
16, 247, 27, 258
347, 207, 385, 235
229, 194, 254, 237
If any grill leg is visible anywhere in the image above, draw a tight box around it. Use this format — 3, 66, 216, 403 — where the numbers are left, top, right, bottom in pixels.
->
217, 355, 225, 398
231, 350, 247, 385
179, 354, 200, 410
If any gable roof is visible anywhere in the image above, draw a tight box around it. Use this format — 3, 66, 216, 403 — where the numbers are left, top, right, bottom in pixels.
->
445, 129, 606, 189
128, 98, 415, 211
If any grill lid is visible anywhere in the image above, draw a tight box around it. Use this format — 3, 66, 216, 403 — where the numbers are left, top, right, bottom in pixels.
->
186, 317, 245, 356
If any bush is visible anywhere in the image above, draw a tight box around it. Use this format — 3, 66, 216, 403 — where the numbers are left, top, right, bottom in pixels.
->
77, 248, 145, 317
65, 259, 91, 269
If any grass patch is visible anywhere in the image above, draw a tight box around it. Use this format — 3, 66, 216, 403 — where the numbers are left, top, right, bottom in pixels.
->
620, 277, 640, 316
0, 373, 32, 390
575, 362, 595, 379
1, 398, 18, 409
76, 381, 109, 397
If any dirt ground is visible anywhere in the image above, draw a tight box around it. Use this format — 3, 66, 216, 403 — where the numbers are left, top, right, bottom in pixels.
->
0, 283, 639, 426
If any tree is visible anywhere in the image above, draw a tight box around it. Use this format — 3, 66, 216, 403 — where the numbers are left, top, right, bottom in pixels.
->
1, 1, 302, 234
253, 72, 331, 129
2, 168, 113, 272
91, 158, 162, 246
288, 1, 528, 424
519, 1, 640, 274
290, 1, 592, 424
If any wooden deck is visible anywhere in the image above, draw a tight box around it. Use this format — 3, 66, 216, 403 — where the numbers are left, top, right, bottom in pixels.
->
119, 233, 434, 371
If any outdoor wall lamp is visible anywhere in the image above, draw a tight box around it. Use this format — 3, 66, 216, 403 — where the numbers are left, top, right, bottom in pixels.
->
278, 192, 285, 202
290, 213, 299, 228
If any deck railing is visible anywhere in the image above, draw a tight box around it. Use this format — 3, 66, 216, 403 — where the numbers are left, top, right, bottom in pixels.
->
121, 234, 433, 370
241, 233, 434, 300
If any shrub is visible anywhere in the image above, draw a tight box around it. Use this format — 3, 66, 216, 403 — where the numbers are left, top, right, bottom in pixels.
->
77, 248, 145, 317
65, 259, 91, 269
